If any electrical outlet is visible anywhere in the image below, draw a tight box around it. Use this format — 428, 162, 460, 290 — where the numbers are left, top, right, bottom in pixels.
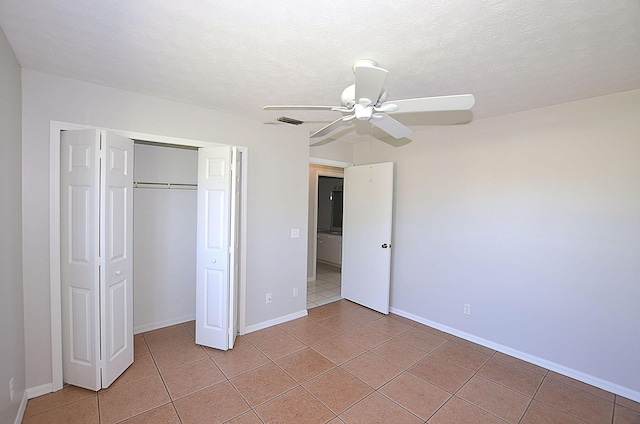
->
293, 287, 299, 297
9, 377, 15, 403
464, 304, 471, 315
266, 293, 272, 304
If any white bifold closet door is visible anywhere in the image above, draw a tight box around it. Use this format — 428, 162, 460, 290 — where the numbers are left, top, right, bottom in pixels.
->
60, 129, 134, 391
195, 146, 240, 351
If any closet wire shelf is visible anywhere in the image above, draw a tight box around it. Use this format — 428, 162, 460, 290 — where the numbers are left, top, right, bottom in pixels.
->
133, 181, 197, 190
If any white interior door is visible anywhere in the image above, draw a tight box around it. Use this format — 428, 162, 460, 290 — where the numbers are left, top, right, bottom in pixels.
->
60, 129, 102, 390
196, 146, 234, 350
341, 162, 394, 314
60, 129, 134, 390
100, 131, 134, 388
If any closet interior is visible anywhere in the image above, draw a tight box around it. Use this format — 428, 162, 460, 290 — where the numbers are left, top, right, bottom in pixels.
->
133, 141, 198, 333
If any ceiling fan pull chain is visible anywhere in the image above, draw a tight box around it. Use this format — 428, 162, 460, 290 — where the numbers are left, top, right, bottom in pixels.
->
370, 122, 374, 169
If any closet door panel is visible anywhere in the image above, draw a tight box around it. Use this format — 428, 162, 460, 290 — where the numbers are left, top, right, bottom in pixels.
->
60, 129, 101, 391
100, 131, 134, 388
196, 147, 232, 350
204, 269, 225, 330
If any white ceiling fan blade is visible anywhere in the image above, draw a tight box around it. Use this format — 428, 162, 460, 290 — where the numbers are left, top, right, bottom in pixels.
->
263, 105, 340, 111
372, 113, 413, 139
309, 115, 354, 140
382, 94, 475, 114
354, 63, 388, 105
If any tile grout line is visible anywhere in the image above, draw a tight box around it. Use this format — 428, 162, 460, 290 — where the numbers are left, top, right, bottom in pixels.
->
24, 394, 99, 422
38, 298, 634, 423
276, 310, 438, 423
370, 368, 440, 423
96, 391, 102, 424
442, 354, 510, 424
147, 332, 180, 424
532, 375, 612, 424
181, 334, 264, 423
232, 332, 332, 422
516, 361, 547, 424
224, 320, 614, 424
251, 310, 364, 422
380, 334, 536, 424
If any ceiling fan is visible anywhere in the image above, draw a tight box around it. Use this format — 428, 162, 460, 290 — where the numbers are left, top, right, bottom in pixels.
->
264, 60, 475, 144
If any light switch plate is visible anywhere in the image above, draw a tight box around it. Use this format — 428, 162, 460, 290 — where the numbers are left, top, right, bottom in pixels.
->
291, 229, 300, 238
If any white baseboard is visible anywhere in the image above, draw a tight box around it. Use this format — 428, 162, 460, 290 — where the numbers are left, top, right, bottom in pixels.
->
244, 310, 308, 334
134, 314, 196, 334
317, 260, 341, 268
13, 390, 29, 424
307, 276, 316, 283
25, 382, 53, 399
390, 307, 640, 403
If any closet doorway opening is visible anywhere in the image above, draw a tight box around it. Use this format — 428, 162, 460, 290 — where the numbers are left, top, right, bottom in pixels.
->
133, 141, 199, 335
49, 122, 248, 391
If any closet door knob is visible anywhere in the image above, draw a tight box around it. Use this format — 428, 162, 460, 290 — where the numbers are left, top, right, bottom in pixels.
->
115, 270, 122, 276
211, 259, 217, 264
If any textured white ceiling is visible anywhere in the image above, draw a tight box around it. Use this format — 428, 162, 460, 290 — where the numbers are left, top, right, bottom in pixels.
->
1, 0, 639, 142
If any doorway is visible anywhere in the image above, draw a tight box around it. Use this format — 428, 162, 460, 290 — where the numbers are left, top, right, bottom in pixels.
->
308, 262, 342, 309
307, 161, 347, 308
307, 159, 395, 315
49, 122, 248, 391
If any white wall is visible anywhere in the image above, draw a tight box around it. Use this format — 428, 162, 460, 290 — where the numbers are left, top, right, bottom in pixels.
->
353, 89, 640, 400
0, 25, 26, 423
310, 139, 354, 164
133, 143, 198, 332
22, 70, 309, 389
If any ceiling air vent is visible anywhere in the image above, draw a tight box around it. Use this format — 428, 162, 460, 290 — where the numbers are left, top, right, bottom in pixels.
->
277, 116, 304, 125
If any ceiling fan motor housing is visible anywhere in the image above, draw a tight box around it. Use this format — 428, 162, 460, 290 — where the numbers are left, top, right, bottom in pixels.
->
354, 103, 373, 120
341, 85, 388, 109
342, 60, 390, 110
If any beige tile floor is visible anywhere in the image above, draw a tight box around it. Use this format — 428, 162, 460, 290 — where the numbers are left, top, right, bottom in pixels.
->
307, 262, 342, 309
23, 300, 640, 423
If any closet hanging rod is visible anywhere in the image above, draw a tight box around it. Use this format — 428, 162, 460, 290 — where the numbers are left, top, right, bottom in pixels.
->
133, 181, 197, 190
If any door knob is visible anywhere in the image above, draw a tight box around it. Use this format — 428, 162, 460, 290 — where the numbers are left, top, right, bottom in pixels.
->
381, 243, 391, 249
115, 270, 122, 276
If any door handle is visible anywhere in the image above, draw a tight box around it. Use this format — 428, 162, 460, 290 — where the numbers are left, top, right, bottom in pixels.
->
381, 243, 391, 249
115, 270, 122, 276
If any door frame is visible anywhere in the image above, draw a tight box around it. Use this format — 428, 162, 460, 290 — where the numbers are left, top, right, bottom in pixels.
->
308, 158, 351, 282
49, 121, 248, 391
